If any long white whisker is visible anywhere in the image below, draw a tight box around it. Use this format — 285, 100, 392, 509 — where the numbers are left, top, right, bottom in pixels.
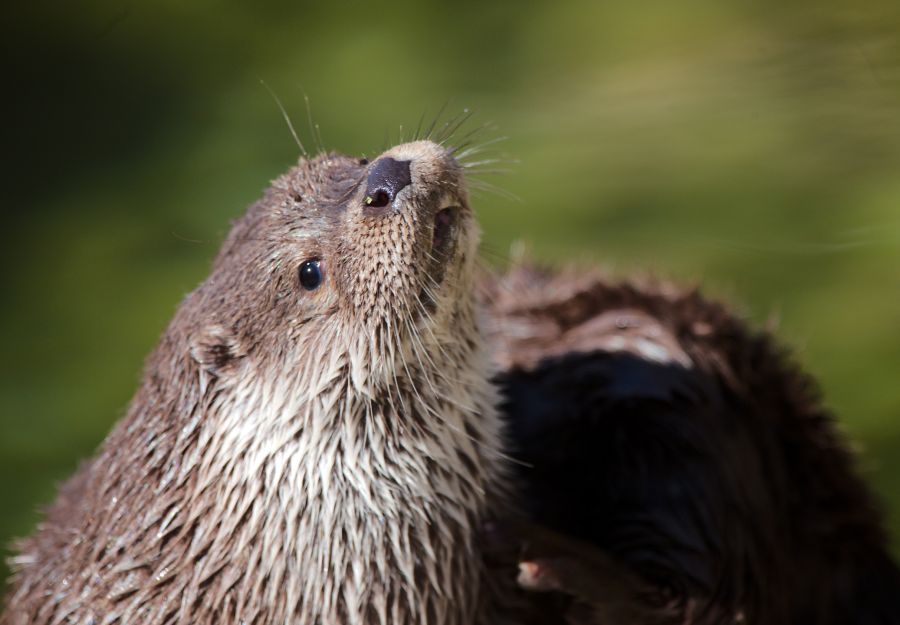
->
452, 136, 508, 161
260, 80, 307, 157
466, 179, 521, 202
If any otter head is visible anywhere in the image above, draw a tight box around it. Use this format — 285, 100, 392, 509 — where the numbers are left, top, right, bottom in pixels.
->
189, 139, 479, 400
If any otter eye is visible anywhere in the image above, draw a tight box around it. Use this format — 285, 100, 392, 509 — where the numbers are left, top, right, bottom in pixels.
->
298, 259, 322, 291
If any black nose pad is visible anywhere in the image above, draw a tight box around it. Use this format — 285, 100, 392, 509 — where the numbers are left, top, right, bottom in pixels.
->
364, 158, 412, 209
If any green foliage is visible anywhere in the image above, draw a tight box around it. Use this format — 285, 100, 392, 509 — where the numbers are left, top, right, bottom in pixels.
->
2, 0, 898, 591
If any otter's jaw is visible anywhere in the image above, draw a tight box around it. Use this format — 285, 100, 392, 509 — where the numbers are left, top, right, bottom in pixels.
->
432, 207, 456, 258
426, 200, 463, 290
348, 140, 472, 324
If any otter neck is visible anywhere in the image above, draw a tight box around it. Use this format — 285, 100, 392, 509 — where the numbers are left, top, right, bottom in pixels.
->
197, 311, 508, 625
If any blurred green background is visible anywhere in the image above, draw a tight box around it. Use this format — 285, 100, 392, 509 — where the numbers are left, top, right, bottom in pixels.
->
2, 0, 899, 593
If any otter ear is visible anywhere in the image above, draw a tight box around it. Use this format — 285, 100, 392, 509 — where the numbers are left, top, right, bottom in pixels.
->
189, 324, 245, 378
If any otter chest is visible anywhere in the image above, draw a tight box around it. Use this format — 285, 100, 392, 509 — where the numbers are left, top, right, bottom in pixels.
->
200, 382, 495, 625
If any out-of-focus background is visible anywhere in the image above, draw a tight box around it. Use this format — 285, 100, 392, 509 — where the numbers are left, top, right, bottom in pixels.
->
2, 0, 899, 591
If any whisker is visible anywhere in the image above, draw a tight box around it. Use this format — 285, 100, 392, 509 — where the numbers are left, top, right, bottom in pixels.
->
417, 291, 535, 469
407, 296, 458, 387
432, 107, 467, 143
401, 292, 530, 468
384, 316, 409, 419
467, 179, 521, 202
424, 101, 450, 140
171, 231, 211, 245
477, 245, 513, 268
460, 158, 518, 168
260, 80, 307, 157
453, 136, 509, 161
302, 92, 326, 155
413, 109, 427, 142
465, 169, 517, 177
448, 123, 496, 155
436, 108, 475, 146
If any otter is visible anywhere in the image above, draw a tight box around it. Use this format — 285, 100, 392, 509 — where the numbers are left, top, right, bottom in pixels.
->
3, 140, 514, 625
483, 266, 900, 624
4, 137, 899, 625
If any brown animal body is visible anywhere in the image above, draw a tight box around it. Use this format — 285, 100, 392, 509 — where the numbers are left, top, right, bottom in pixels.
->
4, 138, 899, 625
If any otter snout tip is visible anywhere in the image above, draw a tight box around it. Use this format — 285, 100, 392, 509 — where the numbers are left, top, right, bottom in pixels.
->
364, 157, 411, 209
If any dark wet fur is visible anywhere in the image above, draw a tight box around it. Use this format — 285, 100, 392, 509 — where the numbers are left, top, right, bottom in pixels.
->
484, 266, 900, 624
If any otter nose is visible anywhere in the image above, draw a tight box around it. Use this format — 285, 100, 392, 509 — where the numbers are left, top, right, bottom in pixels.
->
364, 157, 412, 209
